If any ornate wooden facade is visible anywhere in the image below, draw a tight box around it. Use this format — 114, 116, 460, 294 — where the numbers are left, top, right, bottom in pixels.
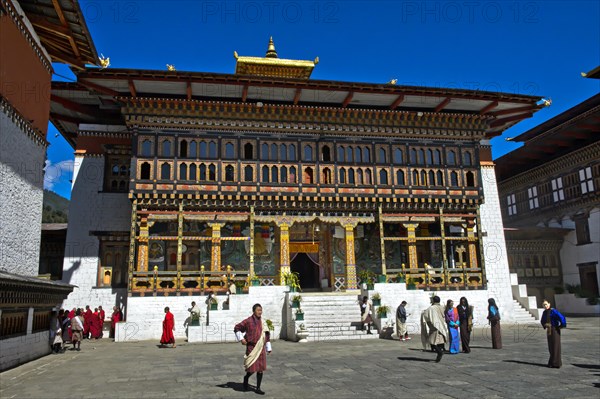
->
50, 39, 547, 295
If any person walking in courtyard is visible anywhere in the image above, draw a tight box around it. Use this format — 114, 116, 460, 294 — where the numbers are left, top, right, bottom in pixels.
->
445, 299, 460, 354
487, 298, 502, 349
50, 311, 63, 354
541, 299, 567, 368
98, 305, 106, 333
89, 308, 102, 339
421, 295, 448, 362
360, 296, 373, 335
160, 307, 176, 348
234, 303, 272, 395
83, 305, 92, 339
188, 301, 202, 326
396, 301, 410, 341
457, 297, 472, 353
70, 309, 84, 351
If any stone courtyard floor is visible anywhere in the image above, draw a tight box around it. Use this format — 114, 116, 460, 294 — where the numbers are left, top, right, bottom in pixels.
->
1, 318, 599, 398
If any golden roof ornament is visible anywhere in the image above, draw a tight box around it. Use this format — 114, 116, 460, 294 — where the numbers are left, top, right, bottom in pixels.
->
233, 37, 318, 79
265, 36, 278, 58
166, 64, 176, 71
99, 54, 110, 69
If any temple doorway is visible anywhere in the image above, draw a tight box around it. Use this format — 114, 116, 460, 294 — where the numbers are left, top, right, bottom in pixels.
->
291, 253, 320, 290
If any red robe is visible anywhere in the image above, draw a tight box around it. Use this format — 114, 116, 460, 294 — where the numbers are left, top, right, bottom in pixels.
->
160, 311, 175, 345
90, 311, 102, 339
110, 310, 122, 338
83, 309, 93, 336
234, 315, 270, 373
68, 310, 75, 338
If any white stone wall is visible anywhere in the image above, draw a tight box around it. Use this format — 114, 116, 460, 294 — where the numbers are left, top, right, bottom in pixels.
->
479, 164, 515, 318
117, 286, 287, 343
61, 156, 131, 311
560, 208, 600, 290
0, 110, 45, 276
0, 331, 51, 371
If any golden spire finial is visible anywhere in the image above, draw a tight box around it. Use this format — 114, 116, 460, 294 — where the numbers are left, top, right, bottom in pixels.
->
265, 36, 278, 58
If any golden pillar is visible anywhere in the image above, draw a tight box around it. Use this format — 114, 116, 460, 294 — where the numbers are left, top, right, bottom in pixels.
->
249, 206, 255, 278
403, 223, 419, 269
344, 223, 358, 289
378, 206, 387, 276
176, 203, 183, 290
466, 219, 478, 269
127, 199, 137, 292
278, 223, 290, 284
209, 223, 224, 271
136, 216, 149, 272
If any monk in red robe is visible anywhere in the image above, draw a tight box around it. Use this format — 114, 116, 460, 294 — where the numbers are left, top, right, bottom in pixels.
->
110, 306, 122, 339
160, 307, 176, 348
68, 308, 76, 340
234, 303, 272, 395
89, 308, 102, 339
83, 305, 93, 339
98, 306, 106, 334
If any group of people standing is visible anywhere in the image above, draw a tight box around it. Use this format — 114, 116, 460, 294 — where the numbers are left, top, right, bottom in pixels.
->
50, 305, 124, 353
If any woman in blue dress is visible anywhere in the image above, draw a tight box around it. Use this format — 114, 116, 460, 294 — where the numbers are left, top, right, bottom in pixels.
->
445, 300, 460, 354
487, 298, 502, 349
541, 299, 567, 368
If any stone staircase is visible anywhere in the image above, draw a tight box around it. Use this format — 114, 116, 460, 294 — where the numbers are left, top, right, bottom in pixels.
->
510, 273, 544, 320
297, 293, 380, 342
510, 299, 538, 324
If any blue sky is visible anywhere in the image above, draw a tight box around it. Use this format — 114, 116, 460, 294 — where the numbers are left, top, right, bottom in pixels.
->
47, 0, 600, 199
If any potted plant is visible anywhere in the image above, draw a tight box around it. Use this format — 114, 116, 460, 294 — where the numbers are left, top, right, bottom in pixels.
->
291, 294, 302, 309
376, 305, 391, 318
250, 275, 260, 286
377, 274, 387, 283
283, 271, 301, 292
295, 307, 304, 321
266, 319, 275, 332
234, 280, 246, 294
371, 292, 381, 306
209, 296, 218, 310
357, 269, 370, 286
396, 273, 405, 284
406, 277, 416, 290
296, 324, 309, 343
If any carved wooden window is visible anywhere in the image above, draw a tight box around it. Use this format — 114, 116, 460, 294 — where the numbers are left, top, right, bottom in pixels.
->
379, 169, 388, 185
189, 141, 197, 157
105, 155, 130, 192
199, 141, 207, 158
280, 166, 288, 183
208, 164, 216, 180
304, 167, 314, 184
289, 166, 297, 183
551, 177, 565, 202
160, 163, 171, 180
179, 140, 188, 157
412, 170, 419, 185
436, 171, 444, 186
418, 149, 425, 165
189, 164, 197, 180
288, 144, 297, 161
262, 166, 269, 183
99, 241, 128, 288
161, 140, 172, 157
322, 145, 332, 162
579, 167, 595, 194
527, 186, 539, 209
426, 149, 433, 165
271, 166, 278, 183
323, 167, 332, 184
428, 170, 435, 186
271, 144, 278, 161
357, 169, 364, 184
244, 165, 253, 182
141, 139, 152, 156
575, 215, 591, 245
280, 144, 287, 161
199, 164, 207, 181
396, 170, 405, 185
410, 148, 417, 164
466, 171, 476, 187
450, 171, 459, 186
379, 148, 387, 163
338, 146, 345, 162
464, 152, 473, 166
394, 148, 403, 164
354, 147, 362, 163
346, 147, 353, 162
348, 168, 355, 184
365, 169, 372, 184
340, 168, 346, 184
179, 163, 187, 180
507, 194, 517, 216
447, 150, 456, 166
208, 141, 217, 158
225, 142, 235, 159
140, 162, 151, 180
225, 165, 235, 182
433, 149, 441, 165
261, 143, 269, 160
244, 143, 254, 160
363, 147, 370, 162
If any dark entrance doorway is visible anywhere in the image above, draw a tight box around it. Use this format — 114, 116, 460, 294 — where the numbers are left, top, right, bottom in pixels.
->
291, 253, 320, 289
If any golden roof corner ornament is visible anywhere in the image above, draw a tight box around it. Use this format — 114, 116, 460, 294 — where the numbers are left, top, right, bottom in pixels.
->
99, 54, 110, 69
166, 64, 176, 71
581, 72, 587, 77
233, 51, 239, 59
388, 78, 398, 85
540, 98, 552, 107
314, 56, 319, 65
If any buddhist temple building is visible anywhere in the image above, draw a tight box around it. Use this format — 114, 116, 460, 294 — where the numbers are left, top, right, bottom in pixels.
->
50, 37, 549, 341
497, 77, 600, 315
0, 0, 97, 370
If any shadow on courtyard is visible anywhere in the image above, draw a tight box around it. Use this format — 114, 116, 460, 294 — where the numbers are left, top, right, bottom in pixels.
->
503, 360, 548, 368
216, 382, 250, 392
397, 356, 432, 362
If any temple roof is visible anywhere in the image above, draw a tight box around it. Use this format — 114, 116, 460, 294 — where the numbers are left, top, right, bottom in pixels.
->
17, 0, 99, 68
50, 66, 546, 147
581, 65, 600, 79
496, 93, 600, 181
234, 37, 318, 79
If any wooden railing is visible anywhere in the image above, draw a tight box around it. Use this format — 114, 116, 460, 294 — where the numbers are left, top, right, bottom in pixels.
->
386, 267, 484, 290
131, 268, 250, 294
